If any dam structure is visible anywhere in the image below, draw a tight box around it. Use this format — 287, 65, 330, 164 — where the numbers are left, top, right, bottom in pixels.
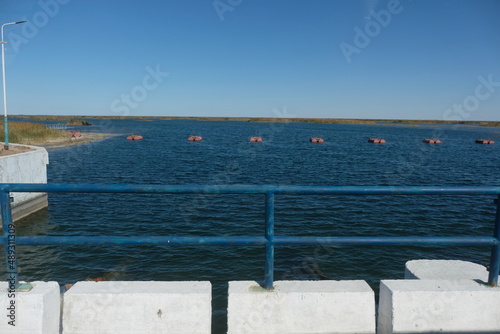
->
1, 182, 500, 333
0, 143, 49, 224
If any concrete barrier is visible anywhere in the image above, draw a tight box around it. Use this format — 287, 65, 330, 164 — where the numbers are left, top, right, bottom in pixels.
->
2, 277, 500, 333
405, 259, 489, 282
0, 144, 49, 223
378, 279, 500, 333
0, 281, 60, 334
62, 281, 211, 334
227, 280, 375, 334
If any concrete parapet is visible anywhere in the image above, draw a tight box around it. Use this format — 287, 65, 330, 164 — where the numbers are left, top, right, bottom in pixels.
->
405, 259, 489, 282
62, 281, 211, 334
0, 281, 60, 334
0, 144, 49, 223
378, 279, 500, 334
227, 280, 375, 334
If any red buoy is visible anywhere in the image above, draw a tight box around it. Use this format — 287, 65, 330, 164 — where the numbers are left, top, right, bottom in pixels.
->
250, 137, 263, 142
310, 137, 324, 143
368, 138, 386, 144
423, 139, 441, 144
67, 131, 82, 138
188, 136, 202, 141
127, 135, 143, 141
475, 139, 495, 144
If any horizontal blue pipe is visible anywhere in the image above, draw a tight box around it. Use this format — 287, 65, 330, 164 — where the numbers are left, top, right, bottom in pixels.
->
1, 183, 500, 195
274, 236, 498, 246
0, 236, 268, 245
0, 236, 496, 246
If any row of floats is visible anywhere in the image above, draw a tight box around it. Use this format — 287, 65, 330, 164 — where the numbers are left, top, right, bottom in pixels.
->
127, 135, 495, 144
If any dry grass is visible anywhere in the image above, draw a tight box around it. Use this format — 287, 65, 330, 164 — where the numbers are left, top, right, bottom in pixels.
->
0, 121, 67, 145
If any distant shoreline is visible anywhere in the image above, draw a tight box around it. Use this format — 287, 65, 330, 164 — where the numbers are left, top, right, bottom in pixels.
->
10, 115, 500, 127
1, 133, 117, 155
38, 133, 117, 150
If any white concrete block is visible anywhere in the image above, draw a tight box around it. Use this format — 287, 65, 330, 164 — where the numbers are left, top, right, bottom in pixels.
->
228, 280, 375, 334
62, 281, 211, 334
405, 259, 489, 281
378, 279, 500, 334
0, 281, 60, 334
0, 144, 49, 223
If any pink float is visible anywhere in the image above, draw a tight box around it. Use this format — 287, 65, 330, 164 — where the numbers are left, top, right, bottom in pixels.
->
368, 138, 386, 144
423, 139, 441, 144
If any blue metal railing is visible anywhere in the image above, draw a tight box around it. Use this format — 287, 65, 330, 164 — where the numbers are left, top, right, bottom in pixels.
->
1, 184, 500, 290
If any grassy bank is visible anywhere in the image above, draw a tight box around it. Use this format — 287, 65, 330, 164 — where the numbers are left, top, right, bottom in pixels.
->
0, 121, 67, 145
10, 115, 500, 127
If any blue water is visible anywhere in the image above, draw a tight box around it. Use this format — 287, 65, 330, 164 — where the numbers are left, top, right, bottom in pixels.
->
6, 119, 500, 332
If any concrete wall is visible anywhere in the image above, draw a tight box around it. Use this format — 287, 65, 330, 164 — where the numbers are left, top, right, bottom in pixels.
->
378, 279, 500, 334
405, 259, 489, 282
62, 281, 212, 334
0, 144, 49, 222
2, 272, 500, 333
228, 280, 375, 334
0, 281, 60, 334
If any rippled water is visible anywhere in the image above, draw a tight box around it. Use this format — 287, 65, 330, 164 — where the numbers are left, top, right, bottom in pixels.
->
5, 119, 500, 332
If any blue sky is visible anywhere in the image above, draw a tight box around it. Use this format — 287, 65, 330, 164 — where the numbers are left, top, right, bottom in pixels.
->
1, 0, 499, 120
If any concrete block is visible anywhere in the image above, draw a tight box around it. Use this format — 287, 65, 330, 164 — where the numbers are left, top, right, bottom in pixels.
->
0, 281, 60, 334
12, 193, 48, 222
62, 281, 211, 334
0, 144, 49, 223
228, 280, 375, 334
378, 279, 500, 333
405, 259, 489, 282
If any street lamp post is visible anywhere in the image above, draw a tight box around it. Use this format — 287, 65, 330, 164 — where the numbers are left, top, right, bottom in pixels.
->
1, 21, 26, 150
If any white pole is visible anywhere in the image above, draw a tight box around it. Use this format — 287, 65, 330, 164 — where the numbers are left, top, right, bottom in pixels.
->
1, 21, 26, 150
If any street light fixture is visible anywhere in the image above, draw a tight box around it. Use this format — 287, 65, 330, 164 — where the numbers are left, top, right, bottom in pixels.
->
1, 20, 26, 150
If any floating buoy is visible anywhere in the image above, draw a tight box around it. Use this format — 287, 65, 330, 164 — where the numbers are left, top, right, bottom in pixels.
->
126, 135, 143, 141
310, 137, 324, 143
250, 137, 263, 142
368, 138, 386, 144
67, 131, 82, 138
188, 136, 202, 141
475, 139, 495, 144
423, 139, 441, 144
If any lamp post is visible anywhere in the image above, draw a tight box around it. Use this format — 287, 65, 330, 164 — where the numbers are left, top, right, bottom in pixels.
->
1, 21, 26, 150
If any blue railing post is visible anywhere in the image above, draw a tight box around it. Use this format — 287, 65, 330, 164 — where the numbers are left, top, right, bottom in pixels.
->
1, 189, 18, 288
264, 192, 275, 290
488, 195, 500, 286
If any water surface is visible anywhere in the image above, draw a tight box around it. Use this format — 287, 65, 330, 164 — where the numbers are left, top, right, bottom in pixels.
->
6, 119, 500, 333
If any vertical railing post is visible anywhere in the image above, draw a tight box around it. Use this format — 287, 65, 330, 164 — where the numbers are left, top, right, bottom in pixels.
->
264, 192, 275, 290
488, 195, 500, 286
1, 189, 18, 287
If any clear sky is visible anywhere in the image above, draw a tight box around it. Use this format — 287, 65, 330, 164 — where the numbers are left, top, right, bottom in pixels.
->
1, 0, 499, 120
